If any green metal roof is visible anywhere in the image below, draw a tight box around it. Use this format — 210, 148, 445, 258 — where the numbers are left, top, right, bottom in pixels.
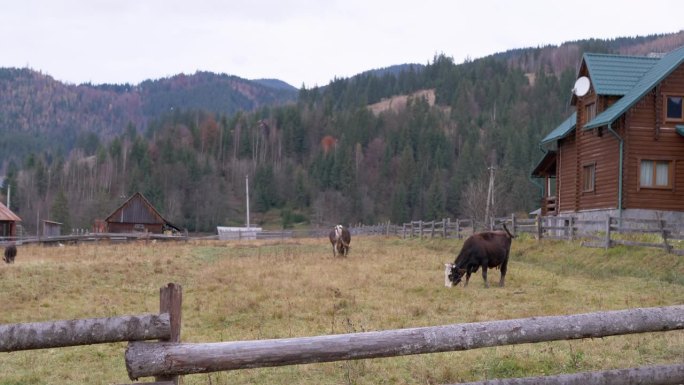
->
541, 112, 576, 144
583, 53, 659, 96
585, 46, 684, 130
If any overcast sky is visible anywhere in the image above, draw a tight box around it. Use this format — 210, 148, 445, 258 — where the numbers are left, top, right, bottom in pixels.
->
2, 0, 683, 87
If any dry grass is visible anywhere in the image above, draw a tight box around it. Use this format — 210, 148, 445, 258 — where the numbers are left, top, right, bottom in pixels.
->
0, 235, 682, 385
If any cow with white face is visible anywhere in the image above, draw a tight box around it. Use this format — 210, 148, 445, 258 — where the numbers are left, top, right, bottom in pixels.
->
328, 224, 351, 257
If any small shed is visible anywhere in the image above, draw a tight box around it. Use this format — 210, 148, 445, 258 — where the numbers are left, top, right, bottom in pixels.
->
0, 201, 21, 238
42, 220, 63, 237
104, 192, 180, 234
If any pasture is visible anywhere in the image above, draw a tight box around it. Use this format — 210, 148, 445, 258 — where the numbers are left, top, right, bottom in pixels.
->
0, 235, 682, 385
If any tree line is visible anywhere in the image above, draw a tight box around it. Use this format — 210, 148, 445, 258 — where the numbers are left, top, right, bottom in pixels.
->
12, 30, 684, 232
1, 51, 583, 234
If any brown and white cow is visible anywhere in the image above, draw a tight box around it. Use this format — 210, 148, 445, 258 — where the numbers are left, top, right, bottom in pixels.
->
328, 225, 351, 257
445, 223, 514, 288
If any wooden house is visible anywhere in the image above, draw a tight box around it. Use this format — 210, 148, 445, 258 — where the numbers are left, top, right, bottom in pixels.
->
104, 192, 181, 234
0, 201, 21, 238
533, 46, 684, 222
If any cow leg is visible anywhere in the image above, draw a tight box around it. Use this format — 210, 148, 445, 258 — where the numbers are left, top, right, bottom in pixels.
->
464, 267, 473, 287
482, 265, 489, 288
499, 259, 508, 287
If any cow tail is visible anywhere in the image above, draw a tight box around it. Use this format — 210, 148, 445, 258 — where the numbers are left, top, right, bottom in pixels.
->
502, 223, 515, 239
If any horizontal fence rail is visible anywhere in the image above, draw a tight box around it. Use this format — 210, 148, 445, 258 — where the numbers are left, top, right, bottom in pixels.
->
452, 363, 684, 385
125, 305, 684, 379
0, 313, 170, 352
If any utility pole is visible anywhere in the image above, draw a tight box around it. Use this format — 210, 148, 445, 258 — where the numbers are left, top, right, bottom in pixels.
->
485, 165, 496, 228
245, 175, 250, 229
6, 183, 10, 208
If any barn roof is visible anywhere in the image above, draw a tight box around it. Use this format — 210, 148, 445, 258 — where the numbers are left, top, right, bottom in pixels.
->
585, 45, 684, 130
0, 201, 21, 222
105, 192, 179, 231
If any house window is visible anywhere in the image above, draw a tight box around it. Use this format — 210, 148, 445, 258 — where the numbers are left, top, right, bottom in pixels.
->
640, 160, 672, 188
582, 163, 595, 192
665, 96, 683, 121
585, 102, 597, 123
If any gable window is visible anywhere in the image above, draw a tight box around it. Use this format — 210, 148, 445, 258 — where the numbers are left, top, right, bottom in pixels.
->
665, 96, 683, 121
582, 162, 595, 192
639, 159, 672, 189
585, 102, 597, 123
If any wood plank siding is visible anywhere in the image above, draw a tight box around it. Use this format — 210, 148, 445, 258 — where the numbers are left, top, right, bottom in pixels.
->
623, 65, 684, 211
558, 134, 577, 213
575, 93, 621, 211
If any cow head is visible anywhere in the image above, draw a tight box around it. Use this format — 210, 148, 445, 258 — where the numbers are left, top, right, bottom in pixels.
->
334, 224, 344, 239
445, 263, 465, 287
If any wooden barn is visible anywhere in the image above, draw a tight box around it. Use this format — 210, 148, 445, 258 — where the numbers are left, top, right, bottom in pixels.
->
0, 201, 21, 238
104, 192, 180, 234
533, 46, 684, 222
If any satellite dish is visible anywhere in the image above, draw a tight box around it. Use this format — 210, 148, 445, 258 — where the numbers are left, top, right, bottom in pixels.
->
573, 76, 591, 97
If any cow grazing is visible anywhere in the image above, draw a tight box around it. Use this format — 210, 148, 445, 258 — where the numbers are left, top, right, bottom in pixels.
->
328, 225, 351, 257
3, 244, 17, 264
445, 223, 514, 288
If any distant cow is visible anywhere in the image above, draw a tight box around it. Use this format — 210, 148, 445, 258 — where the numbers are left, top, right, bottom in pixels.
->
3, 244, 17, 264
445, 223, 514, 288
328, 225, 351, 257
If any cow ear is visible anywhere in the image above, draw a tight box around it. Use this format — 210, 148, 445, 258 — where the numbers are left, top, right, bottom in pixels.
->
457, 268, 466, 274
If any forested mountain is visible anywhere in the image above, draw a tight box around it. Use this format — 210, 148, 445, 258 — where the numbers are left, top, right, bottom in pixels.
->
2, 31, 683, 234
0, 70, 297, 162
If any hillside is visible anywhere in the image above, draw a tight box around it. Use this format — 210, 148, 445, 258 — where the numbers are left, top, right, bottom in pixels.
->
0, 69, 298, 161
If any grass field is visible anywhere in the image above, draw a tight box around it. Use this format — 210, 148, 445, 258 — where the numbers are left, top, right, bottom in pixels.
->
0, 234, 682, 385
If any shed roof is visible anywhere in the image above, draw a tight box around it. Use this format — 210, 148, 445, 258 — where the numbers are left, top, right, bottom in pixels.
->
583, 53, 659, 96
0, 202, 21, 222
105, 192, 182, 232
541, 112, 576, 145
105, 192, 166, 225
585, 45, 684, 130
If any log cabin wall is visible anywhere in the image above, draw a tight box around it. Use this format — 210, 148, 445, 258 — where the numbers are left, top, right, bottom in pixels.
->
557, 134, 577, 213
575, 93, 621, 211
623, 65, 684, 211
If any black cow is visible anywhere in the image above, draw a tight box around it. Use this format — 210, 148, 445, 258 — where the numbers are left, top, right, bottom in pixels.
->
445, 223, 514, 288
3, 244, 17, 264
328, 225, 351, 257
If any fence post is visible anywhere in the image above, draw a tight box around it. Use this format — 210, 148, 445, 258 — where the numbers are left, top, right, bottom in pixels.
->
511, 213, 516, 234
604, 216, 612, 249
430, 220, 435, 238
419, 221, 423, 239
156, 283, 182, 385
455, 219, 460, 239
536, 216, 542, 240
660, 219, 672, 253
442, 218, 447, 238
569, 216, 575, 241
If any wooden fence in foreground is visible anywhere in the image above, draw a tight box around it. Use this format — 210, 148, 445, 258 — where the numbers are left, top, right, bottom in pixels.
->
2, 283, 682, 384
0, 283, 182, 385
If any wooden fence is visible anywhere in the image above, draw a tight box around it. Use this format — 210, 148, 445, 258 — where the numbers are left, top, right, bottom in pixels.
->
402, 214, 684, 255
125, 304, 684, 383
401, 218, 477, 239
0, 283, 182, 385
1, 283, 682, 384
